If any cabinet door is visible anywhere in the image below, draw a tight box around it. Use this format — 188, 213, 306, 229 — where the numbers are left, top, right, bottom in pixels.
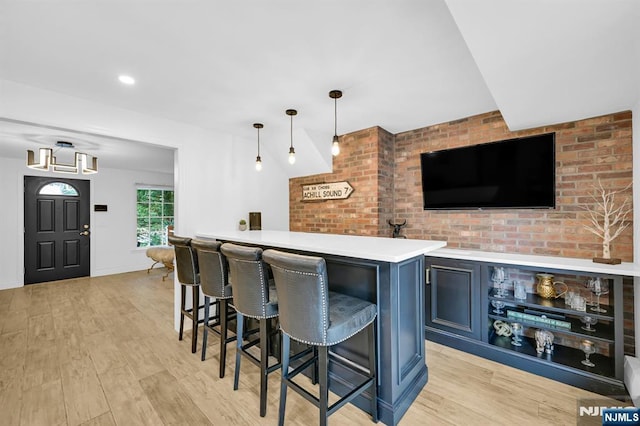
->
425, 258, 481, 341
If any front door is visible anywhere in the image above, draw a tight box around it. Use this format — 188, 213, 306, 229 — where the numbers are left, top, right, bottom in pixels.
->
24, 176, 91, 284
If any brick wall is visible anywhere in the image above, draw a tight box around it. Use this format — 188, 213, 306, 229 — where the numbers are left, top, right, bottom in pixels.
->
394, 111, 633, 261
289, 127, 394, 236
289, 109, 634, 356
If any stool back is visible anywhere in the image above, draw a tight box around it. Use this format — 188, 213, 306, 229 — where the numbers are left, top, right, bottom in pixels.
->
263, 249, 329, 345
168, 235, 199, 285
220, 243, 276, 319
191, 239, 231, 298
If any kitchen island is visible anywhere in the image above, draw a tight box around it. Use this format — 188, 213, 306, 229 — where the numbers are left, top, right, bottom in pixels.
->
196, 230, 446, 425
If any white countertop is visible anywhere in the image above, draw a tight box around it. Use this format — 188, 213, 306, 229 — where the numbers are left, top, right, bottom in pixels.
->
196, 230, 446, 263
428, 248, 640, 277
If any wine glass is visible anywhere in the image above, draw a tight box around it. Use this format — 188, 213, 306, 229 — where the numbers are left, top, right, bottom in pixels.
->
491, 300, 506, 314
491, 267, 506, 298
510, 322, 523, 346
580, 315, 598, 332
590, 278, 609, 313
584, 279, 596, 306
580, 339, 596, 367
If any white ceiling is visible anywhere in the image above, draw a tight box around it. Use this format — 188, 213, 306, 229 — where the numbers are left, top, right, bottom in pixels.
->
0, 0, 638, 173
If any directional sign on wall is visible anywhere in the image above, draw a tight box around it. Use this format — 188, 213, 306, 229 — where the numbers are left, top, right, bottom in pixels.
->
302, 181, 354, 201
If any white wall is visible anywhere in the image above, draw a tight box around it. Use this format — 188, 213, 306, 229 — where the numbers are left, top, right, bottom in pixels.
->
0, 81, 291, 330
0, 156, 174, 289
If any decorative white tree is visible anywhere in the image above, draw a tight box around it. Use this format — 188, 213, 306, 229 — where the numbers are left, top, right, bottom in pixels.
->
583, 180, 632, 259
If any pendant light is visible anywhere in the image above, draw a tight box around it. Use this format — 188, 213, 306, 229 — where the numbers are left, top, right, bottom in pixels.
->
329, 90, 342, 156
253, 123, 263, 171
286, 109, 297, 165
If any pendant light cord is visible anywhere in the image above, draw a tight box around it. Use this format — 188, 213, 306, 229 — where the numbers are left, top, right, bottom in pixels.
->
257, 127, 261, 156
334, 96, 338, 136
290, 114, 293, 149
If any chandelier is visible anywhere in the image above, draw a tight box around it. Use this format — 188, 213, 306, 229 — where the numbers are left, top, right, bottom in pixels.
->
26, 141, 98, 174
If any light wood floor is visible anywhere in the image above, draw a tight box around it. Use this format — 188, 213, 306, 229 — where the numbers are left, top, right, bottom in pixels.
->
0, 269, 618, 425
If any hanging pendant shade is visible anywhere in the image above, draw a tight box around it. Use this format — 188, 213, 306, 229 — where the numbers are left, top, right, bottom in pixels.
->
286, 109, 297, 165
329, 90, 342, 156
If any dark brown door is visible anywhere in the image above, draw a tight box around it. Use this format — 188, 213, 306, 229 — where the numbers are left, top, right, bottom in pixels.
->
24, 176, 90, 284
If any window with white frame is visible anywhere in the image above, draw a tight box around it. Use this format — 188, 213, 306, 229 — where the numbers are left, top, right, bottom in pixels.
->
136, 187, 174, 247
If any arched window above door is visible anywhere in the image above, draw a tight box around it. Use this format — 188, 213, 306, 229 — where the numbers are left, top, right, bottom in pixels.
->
39, 182, 79, 196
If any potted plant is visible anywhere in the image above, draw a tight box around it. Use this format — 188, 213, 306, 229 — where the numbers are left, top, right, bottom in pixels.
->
239, 219, 247, 231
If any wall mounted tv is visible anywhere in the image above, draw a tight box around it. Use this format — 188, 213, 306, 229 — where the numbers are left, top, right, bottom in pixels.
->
420, 133, 556, 210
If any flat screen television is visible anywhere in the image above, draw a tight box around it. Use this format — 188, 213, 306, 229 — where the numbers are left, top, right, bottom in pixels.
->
420, 133, 556, 210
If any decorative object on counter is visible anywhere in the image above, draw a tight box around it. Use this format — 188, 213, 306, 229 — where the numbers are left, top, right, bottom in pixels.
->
491, 266, 507, 298
583, 179, 631, 264
238, 219, 247, 231
513, 280, 527, 301
301, 181, 354, 202
493, 320, 512, 337
536, 273, 568, 299
388, 219, 407, 238
510, 322, 523, 346
580, 315, 598, 332
491, 300, 506, 315
253, 123, 263, 171
249, 212, 261, 230
329, 89, 342, 156
286, 109, 297, 165
581, 339, 597, 367
589, 277, 609, 313
535, 329, 554, 355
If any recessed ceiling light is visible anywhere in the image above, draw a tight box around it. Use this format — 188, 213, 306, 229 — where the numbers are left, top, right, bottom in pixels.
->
118, 75, 135, 85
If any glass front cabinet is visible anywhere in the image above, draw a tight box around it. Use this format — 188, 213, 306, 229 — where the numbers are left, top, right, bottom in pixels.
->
425, 256, 626, 395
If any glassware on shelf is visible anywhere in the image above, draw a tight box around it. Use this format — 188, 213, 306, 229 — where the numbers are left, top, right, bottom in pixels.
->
513, 280, 527, 301
491, 267, 507, 298
584, 279, 596, 306
580, 339, 596, 367
510, 322, 523, 346
491, 300, 506, 315
589, 277, 609, 314
580, 315, 598, 332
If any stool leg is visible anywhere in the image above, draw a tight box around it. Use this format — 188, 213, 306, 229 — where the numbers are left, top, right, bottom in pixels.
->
259, 318, 269, 417
369, 321, 378, 423
179, 284, 186, 341
191, 287, 199, 354
219, 299, 228, 378
319, 346, 329, 426
278, 333, 290, 426
234, 312, 244, 391
201, 295, 210, 361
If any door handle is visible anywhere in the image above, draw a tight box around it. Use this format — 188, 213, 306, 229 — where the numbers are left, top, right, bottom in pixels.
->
80, 230, 90, 236
425, 268, 430, 285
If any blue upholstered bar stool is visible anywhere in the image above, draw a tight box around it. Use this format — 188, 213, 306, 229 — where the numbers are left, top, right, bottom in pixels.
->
168, 235, 201, 354
220, 242, 280, 417
263, 249, 378, 426
191, 239, 236, 378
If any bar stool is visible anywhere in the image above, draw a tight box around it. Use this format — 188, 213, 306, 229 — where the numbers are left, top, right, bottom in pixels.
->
191, 239, 236, 378
168, 235, 201, 354
263, 249, 378, 426
220, 242, 280, 417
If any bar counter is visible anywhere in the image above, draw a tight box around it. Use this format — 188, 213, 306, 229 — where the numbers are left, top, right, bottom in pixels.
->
196, 230, 446, 425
